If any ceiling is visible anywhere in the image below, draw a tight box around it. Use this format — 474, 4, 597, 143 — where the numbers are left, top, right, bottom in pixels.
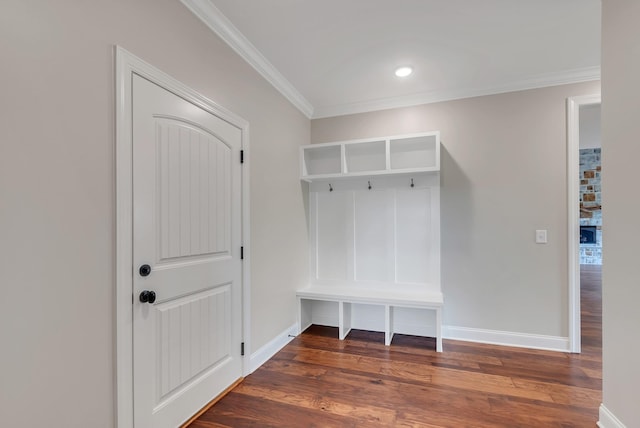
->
182, 0, 601, 119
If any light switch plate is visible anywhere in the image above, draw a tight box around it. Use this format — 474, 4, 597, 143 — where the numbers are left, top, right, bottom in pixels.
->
536, 229, 548, 244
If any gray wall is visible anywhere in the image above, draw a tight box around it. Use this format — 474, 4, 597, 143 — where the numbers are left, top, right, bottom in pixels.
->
0, 1, 308, 426
579, 104, 602, 149
601, 0, 640, 425
312, 81, 601, 338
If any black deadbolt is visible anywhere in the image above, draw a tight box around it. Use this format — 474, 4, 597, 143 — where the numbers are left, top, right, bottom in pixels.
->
139, 290, 156, 304
139, 264, 151, 277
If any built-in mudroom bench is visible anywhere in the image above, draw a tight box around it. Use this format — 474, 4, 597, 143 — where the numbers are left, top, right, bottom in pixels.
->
297, 132, 444, 352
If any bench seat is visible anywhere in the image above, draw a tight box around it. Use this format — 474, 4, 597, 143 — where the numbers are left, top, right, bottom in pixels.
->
297, 286, 443, 352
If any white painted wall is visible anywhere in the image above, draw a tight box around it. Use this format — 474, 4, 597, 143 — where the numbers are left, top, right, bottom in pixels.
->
601, 0, 640, 426
0, 0, 308, 426
312, 81, 601, 339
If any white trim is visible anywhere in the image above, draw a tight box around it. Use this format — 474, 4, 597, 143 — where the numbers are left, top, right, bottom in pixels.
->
598, 404, 627, 428
314, 66, 601, 119
249, 323, 298, 373
241, 126, 252, 377
115, 46, 251, 428
443, 326, 570, 352
115, 46, 134, 428
567, 94, 601, 354
179, 0, 314, 118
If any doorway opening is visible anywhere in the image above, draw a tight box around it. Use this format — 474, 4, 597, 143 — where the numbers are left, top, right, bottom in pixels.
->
567, 94, 601, 353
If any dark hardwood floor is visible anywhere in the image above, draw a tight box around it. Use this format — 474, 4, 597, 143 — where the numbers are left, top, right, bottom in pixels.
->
191, 266, 602, 427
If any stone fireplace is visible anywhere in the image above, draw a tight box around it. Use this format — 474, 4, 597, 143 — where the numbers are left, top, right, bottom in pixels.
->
580, 226, 597, 244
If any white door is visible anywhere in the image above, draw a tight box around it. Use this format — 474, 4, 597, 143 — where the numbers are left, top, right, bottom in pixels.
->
132, 74, 243, 428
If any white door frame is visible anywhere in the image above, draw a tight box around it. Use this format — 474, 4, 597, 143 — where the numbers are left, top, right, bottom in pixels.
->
115, 46, 251, 428
567, 94, 601, 353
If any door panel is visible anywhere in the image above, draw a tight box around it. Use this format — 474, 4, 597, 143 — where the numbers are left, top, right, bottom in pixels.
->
132, 74, 242, 428
156, 284, 231, 402
156, 119, 232, 261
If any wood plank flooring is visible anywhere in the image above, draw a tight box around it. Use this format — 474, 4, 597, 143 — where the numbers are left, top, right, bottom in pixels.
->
191, 266, 602, 427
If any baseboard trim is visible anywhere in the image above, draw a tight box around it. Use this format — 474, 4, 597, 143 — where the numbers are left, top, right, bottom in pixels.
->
249, 323, 297, 373
597, 404, 627, 428
443, 325, 570, 352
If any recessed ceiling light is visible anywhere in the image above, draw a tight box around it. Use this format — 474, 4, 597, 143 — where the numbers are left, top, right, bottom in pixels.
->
395, 66, 413, 77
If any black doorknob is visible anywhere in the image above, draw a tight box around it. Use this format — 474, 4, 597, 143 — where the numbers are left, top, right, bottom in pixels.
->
139, 264, 151, 277
139, 290, 156, 304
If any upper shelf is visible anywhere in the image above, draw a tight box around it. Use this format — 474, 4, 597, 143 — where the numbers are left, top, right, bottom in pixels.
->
300, 132, 440, 181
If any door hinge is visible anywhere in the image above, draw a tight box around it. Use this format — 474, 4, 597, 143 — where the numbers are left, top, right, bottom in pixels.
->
241, 342, 245, 356
240, 150, 244, 164
241, 246, 244, 260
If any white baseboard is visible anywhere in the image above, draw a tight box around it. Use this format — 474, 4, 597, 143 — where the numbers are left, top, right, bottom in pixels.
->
598, 404, 627, 428
443, 325, 570, 352
249, 323, 297, 373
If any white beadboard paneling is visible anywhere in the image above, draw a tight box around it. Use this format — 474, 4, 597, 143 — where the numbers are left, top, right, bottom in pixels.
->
156, 119, 231, 261
316, 191, 349, 280
208, 141, 217, 252
354, 189, 394, 282
395, 188, 432, 284
309, 174, 440, 291
179, 127, 191, 256
167, 125, 181, 258
216, 140, 232, 253
198, 137, 210, 254
156, 284, 231, 402
189, 133, 201, 255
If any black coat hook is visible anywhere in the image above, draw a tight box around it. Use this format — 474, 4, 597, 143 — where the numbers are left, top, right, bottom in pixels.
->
329, 183, 333, 192
368, 181, 372, 190
410, 178, 414, 188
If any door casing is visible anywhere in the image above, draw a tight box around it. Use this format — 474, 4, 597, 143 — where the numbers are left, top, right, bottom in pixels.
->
115, 46, 251, 428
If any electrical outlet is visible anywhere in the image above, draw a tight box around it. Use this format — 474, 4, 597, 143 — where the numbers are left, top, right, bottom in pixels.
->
536, 229, 548, 244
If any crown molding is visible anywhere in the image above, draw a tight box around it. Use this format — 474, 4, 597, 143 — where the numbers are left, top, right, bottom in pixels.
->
180, 0, 314, 118
313, 66, 601, 119
180, 0, 599, 121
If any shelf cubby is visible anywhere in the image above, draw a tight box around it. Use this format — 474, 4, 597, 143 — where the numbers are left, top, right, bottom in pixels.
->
301, 132, 439, 181
345, 140, 386, 173
301, 145, 342, 176
390, 134, 438, 170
